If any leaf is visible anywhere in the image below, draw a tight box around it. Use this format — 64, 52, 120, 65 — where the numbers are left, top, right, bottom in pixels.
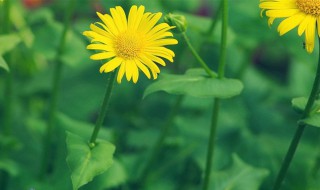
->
292, 97, 320, 128
211, 154, 269, 190
144, 68, 243, 98
301, 113, 320, 128
0, 158, 19, 176
66, 132, 115, 190
0, 56, 9, 72
292, 97, 308, 113
84, 159, 128, 189
292, 97, 320, 113
0, 34, 21, 55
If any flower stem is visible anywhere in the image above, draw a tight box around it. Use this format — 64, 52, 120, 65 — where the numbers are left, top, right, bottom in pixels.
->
272, 36, 320, 190
89, 71, 116, 146
181, 32, 216, 78
202, 98, 220, 190
203, 0, 228, 189
40, 0, 76, 178
137, 95, 184, 185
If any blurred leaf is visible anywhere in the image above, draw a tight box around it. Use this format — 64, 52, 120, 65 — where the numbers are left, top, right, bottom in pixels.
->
0, 33, 21, 55
0, 56, 9, 72
66, 132, 115, 190
0, 158, 19, 176
211, 154, 269, 190
0, 134, 21, 151
144, 68, 243, 98
61, 30, 90, 67
292, 97, 308, 113
32, 20, 61, 59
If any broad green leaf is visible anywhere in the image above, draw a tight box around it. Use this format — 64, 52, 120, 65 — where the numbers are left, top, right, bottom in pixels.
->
301, 113, 320, 128
66, 132, 115, 190
0, 34, 21, 55
211, 154, 269, 190
0, 56, 9, 72
144, 68, 243, 98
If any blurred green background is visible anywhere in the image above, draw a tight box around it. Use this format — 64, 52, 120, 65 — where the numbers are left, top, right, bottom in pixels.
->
0, 0, 319, 189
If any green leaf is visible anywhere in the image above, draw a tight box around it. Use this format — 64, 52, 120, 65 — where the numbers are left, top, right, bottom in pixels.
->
0, 158, 19, 176
301, 113, 320, 128
211, 154, 269, 190
144, 68, 243, 98
292, 97, 320, 113
0, 55, 9, 72
84, 159, 128, 189
292, 97, 308, 113
292, 97, 320, 127
66, 132, 115, 190
0, 34, 21, 55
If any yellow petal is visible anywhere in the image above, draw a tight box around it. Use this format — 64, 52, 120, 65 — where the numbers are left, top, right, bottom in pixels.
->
90, 52, 115, 60
135, 59, 151, 79
117, 62, 126, 83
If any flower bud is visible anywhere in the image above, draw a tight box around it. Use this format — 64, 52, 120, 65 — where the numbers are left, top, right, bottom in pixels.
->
164, 13, 187, 34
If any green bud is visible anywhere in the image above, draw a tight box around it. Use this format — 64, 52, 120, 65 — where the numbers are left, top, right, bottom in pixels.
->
164, 13, 187, 34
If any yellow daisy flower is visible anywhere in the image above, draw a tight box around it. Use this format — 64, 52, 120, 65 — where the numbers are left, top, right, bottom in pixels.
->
83, 5, 178, 83
259, 0, 320, 53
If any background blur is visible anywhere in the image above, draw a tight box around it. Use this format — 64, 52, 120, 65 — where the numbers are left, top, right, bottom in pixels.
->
0, 0, 319, 189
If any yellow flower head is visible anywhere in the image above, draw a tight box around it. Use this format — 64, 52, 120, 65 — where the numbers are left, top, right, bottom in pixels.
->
83, 5, 178, 83
259, 0, 320, 53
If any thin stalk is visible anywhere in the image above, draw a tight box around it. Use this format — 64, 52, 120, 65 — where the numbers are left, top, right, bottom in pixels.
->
137, 95, 184, 184
217, 0, 228, 79
40, 0, 76, 177
89, 71, 116, 145
182, 32, 216, 78
272, 36, 320, 190
203, 0, 228, 190
202, 98, 220, 190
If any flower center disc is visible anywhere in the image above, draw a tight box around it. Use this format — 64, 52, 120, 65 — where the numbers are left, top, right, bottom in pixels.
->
296, 0, 320, 16
114, 33, 143, 60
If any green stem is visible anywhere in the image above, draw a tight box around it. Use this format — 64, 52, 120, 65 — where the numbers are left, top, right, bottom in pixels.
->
40, 0, 76, 177
272, 36, 320, 190
182, 32, 216, 78
202, 98, 220, 190
137, 95, 184, 184
217, 0, 228, 78
203, 1, 228, 190
89, 71, 116, 145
